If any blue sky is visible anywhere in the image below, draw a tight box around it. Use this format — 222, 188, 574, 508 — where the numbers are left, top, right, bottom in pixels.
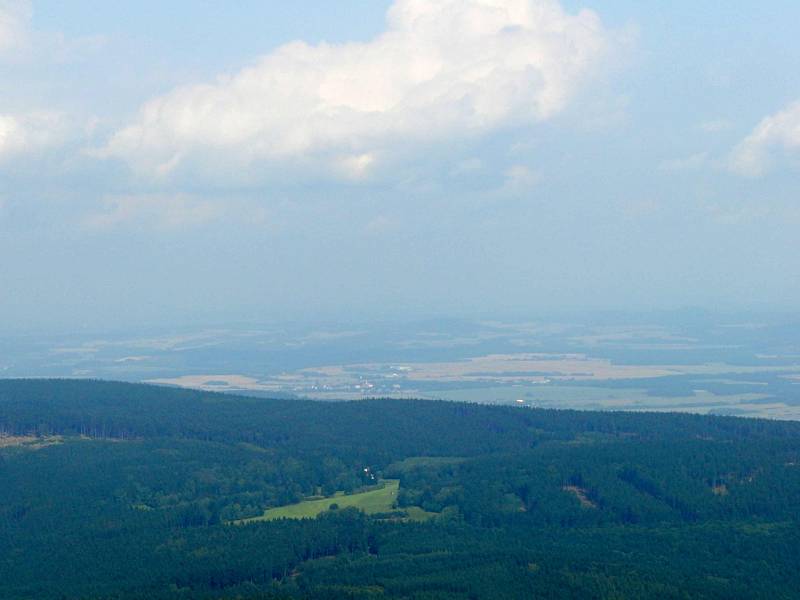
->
1, 0, 799, 330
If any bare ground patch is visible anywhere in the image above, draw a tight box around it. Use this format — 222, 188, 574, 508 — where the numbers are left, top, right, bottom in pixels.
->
0, 434, 63, 450
711, 484, 729, 496
563, 485, 597, 508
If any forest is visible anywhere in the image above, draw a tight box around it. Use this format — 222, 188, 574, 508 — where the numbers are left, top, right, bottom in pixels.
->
1, 379, 799, 599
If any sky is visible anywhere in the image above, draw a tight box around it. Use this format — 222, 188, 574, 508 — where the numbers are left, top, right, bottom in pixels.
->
1, 0, 799, 331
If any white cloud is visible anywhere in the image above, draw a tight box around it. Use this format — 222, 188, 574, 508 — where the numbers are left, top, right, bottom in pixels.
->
0, 1, 106, 63
0, 0, 29, 57
83, 194, 272, 230
452, 157, 484, 175
699, 119, 732, 133
83, 194, 223, 230
658, 152, 708, 172
0, 115, 22, 154
702, 201, 800, 227
0, 3, 102, 163
0, 111, 66, 160
101, 0, 621, 180
730, 101, 800, 177
0, 2, 71, 159
336, 153, 376, 180
501, 164, 541, 192
364, 215, 396, 235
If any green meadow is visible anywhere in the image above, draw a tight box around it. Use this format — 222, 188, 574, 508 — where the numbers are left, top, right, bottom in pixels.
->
237, 479, 405, 523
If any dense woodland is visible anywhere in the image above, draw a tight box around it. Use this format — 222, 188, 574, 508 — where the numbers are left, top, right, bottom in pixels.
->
1, 379, 799, 599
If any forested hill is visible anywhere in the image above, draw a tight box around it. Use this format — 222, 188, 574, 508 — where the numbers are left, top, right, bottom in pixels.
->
1, 379, 800, 599
1, 378, 797, 448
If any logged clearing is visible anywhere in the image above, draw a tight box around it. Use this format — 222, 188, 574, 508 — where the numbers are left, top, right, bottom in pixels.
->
237, 480, 401, 523
712, 484, 729, 496
0, 435, 62, 449
563, 485, 597, 509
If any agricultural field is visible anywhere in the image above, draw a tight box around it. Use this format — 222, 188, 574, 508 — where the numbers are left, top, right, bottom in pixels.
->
7, 316, 800, 420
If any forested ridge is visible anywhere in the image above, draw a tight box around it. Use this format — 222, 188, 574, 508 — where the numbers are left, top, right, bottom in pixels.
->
1, 379, 799, 599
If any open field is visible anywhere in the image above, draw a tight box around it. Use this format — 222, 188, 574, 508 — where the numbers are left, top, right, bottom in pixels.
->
430, 384, 800, 420
24, 319, 794, 420
146, 352, 800, 406
237, 480, 401, 523
147, 353, 686, 394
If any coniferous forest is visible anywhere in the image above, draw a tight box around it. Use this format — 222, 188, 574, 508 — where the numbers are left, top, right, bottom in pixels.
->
1, 379, 799, 599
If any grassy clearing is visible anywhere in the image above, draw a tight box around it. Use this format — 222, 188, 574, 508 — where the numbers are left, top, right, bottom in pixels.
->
237, 480, 401, 523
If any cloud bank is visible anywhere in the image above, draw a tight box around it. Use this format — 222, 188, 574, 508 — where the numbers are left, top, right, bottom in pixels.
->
83, 194, 223, 230
0, 111, 65, 160
0, 3, 73, 162
730, 101, 800, 176
0, 0, 29, 57
102, 0, 620, 180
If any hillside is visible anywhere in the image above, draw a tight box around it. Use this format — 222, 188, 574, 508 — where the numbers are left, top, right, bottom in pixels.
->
1, 379, 799, 599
